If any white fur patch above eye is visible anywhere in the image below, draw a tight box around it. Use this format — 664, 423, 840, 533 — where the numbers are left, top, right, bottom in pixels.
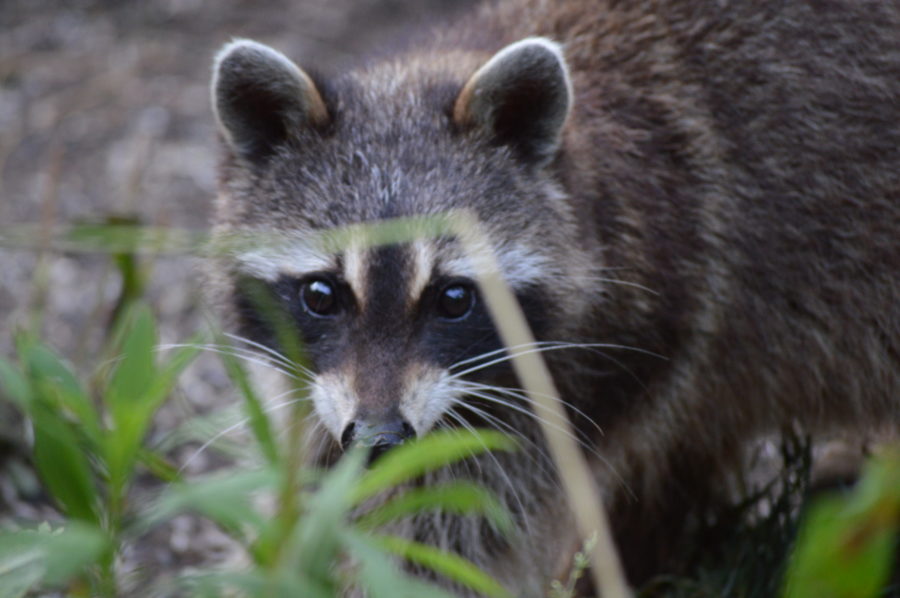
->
442, 241, 553, 289
407, 240, 435, 303
235, 238, 336, 281
342, 246, 368, 308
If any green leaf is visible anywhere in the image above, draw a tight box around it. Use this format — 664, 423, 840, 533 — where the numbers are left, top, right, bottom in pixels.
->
23, 345, 101, 443
357, 481, 513, 535
342, 530, 458, 598
147, 468, 282, 537
216, 336, 280, 466
29, 401, 98, 523
131, 335, 200, 426
1, 344, 100, 524
0, 357, 30, 409
0, 522, 107, 593
282, 449, 367, 579
352, 429, 516, 503
104, 305, 158, 495
138, 448, 181, 483
0, 548, 42, 598
107, 305, 157, 408
104, 309, 200, 501
177, 569, 332, 598
375, 533, 512, 598
783, 449, 900, 598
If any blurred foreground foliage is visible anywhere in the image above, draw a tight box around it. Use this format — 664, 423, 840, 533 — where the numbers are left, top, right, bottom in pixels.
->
640, 438, 899, 598
0, 297, 516, 597
784, 449, 899, 598
0, 227, 896, 598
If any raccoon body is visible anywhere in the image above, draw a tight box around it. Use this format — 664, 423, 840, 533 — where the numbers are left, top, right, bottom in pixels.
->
209, 0, 900, 593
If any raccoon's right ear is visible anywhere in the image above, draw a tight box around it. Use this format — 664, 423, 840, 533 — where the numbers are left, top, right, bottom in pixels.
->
453, 37, 572, 165
212, 39, 329, 165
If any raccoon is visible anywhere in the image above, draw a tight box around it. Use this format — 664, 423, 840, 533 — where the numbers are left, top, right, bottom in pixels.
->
208, 0, 900, 594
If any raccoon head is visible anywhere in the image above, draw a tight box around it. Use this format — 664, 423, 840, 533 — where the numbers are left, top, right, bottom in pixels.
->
210, 37, 594, 460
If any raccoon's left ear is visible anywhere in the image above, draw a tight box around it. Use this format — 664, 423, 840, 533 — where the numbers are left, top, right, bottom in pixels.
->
212, 39, 329, 166
453, 37, 572, 165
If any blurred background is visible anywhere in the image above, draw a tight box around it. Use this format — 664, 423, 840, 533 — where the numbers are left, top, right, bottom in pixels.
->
0, 0, 476, 362
0, 0, 473, 589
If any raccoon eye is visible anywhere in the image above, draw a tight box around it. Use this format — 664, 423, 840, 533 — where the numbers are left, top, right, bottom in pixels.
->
437, 283, 475, 320
300, 278, 338, 316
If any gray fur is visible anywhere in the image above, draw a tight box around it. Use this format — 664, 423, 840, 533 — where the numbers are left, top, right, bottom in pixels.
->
210, 0, 900, 594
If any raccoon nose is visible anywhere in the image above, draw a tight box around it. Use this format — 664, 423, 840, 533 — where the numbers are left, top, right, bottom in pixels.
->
341, 418, 416, 465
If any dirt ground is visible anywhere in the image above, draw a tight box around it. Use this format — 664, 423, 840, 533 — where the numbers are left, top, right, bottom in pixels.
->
0, 0, 473, 593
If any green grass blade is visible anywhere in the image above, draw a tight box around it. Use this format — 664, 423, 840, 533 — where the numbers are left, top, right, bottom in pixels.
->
375, 533, 513, 598
0, 522, 107, 589
282, 449, 367, 579
105, 310, 200, 499
138, 337, 201, 417
107, 304, 157, 414
234, 277, 310, 369
23, 345, 101, 444
351, 429, 516, 503
177, 570, 332, 598
341, 529, 458, 598
216, 334, 280, 466
357, 481, 513, 534
29, 401, 99, 523
0, 357, 31, 409
0, 548, 42, 598
104, 305, 157, 495
138, 448, 181, 483
147, 468, 282, 536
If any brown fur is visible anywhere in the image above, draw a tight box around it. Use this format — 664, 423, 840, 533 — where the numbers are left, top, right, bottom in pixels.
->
210, 0, 900, 593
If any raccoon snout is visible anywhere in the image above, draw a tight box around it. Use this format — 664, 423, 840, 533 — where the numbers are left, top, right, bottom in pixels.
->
341, 418, 416, 465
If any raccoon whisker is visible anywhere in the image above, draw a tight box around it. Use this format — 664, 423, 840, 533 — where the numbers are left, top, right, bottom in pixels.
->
441, 410, 487, 477
302, 417, 331, 458
457, 387, 609, 466
443, 407, 535, 537
456, 388, 581, 449
536, 342, 656, 391
262, 386, 313, 410
429, 420, 484, 493
456, 380, 605, 438
224, 332, 315, 377
449, 398, 560, 488
450, 339, 663, 374
223, 332, 293, 362
156, 342, 284, 373
177, 388, 310, 474
448, 342, 561, 377
581, 276, 660, 296
133, 340, 281, 372
444, 333, 502, 374
460, 386, 633, 496
160, 342, 310, 383
448, 340, 551, 371
538, 340, 665, 359
460, 385, 615, 486
450, 341, 661, 391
